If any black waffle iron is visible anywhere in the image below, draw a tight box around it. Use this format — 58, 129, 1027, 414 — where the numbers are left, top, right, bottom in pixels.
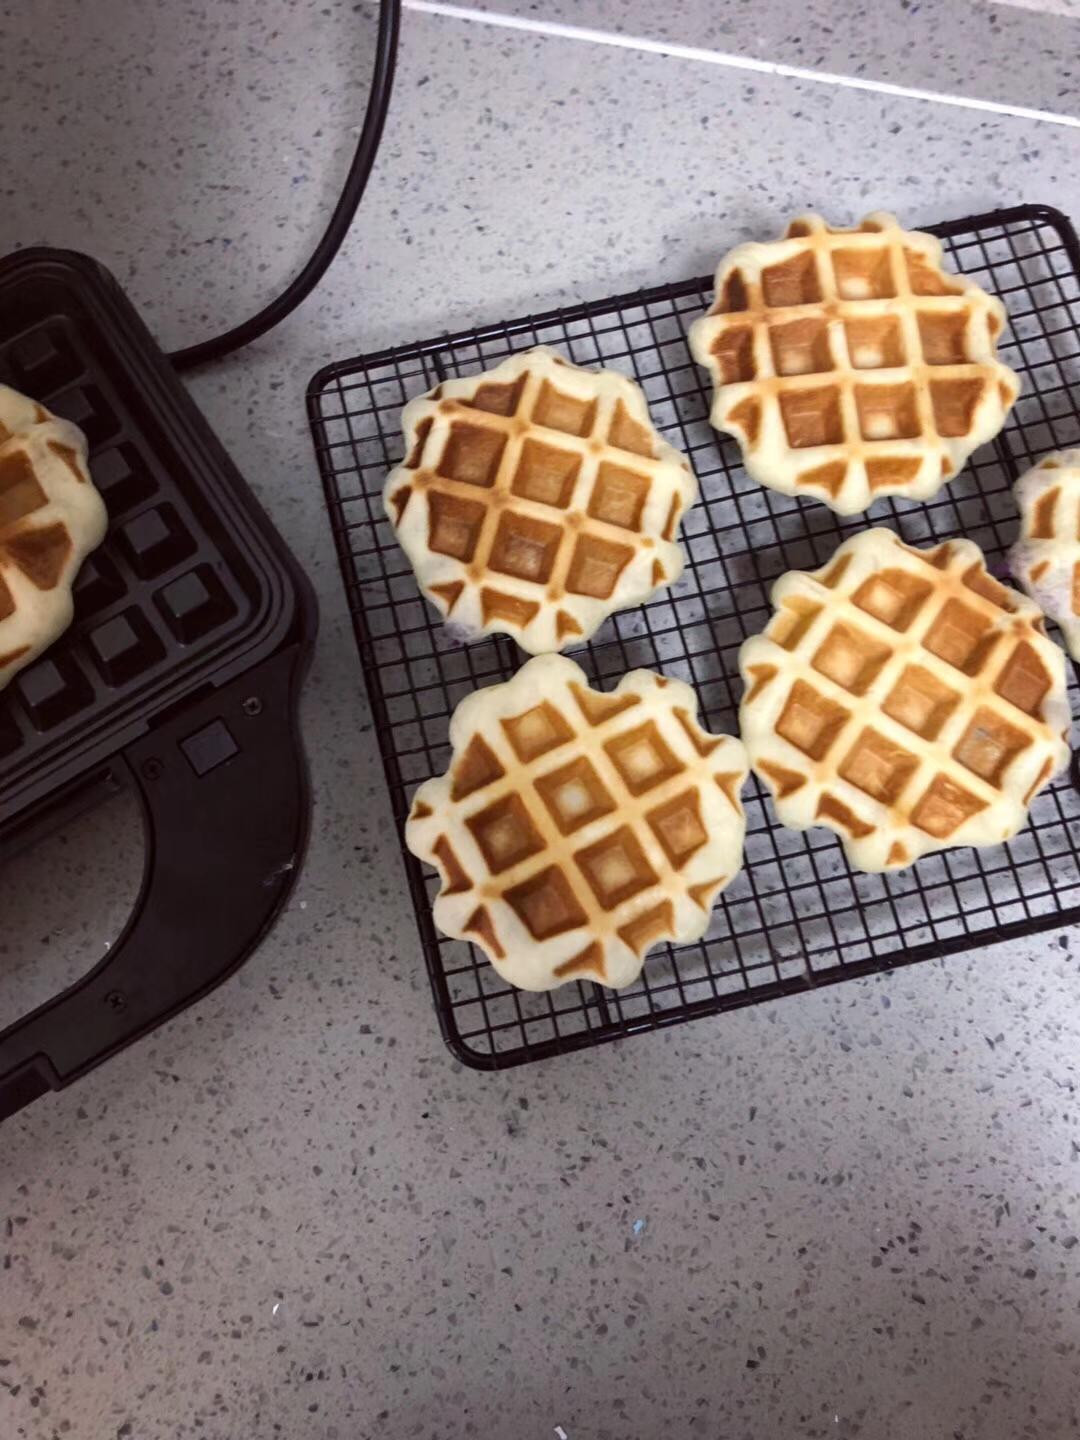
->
0, 249, 317, 1119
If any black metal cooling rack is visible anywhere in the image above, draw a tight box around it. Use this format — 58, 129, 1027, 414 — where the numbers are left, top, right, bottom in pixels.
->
308, 202, 1080, 1070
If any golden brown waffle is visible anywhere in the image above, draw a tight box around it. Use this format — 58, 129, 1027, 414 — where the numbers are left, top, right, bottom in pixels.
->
405, 654, 748, 991
1009, 450, 1080, 661
739, 529, 1070, 871
0, 385, 106, 690
688, 213, 1020, 516
384, 347, 696, 654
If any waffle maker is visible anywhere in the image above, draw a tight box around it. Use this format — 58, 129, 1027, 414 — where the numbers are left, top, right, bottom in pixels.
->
0, 0, 400, 1118
0, 249, 317, 1119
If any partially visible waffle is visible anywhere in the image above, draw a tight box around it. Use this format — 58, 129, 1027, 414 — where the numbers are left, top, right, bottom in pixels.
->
689, 213, 1020, 516
739, 528, 1070, 871
1010, 451, 1080, 661
0, 385, 106, 690
406, 654, 748, 991
384, 347, 696, 654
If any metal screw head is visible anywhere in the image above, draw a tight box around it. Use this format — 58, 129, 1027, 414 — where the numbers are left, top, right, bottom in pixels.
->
141, 758, 163, 782
242, 696, 263, 717
105, 990, 127, 1013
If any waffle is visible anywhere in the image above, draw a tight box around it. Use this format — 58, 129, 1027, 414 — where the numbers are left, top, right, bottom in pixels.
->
739, 528, 1071, 871
688, 213, 1020, 516
405, 654, 748, 991
384, 347, 696, 654
0, 385, 106, 690
1009, 451, 1080, 661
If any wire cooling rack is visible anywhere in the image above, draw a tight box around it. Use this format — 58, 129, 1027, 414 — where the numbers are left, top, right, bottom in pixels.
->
308, 203, 1080, 1069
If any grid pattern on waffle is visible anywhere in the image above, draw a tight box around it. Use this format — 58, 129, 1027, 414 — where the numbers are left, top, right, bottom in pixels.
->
384, 347, 695, 655
0, 316, 255, 774
688, 213, 1020, 516
308, 204, 1080, 1069
0, 385, 105, 682
739, 529, 1070, 873
1010, 452, 1080, 660
405, 655, 747, 992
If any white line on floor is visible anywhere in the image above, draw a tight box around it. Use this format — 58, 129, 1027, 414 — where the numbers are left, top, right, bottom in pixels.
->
402, 0, 1080, 129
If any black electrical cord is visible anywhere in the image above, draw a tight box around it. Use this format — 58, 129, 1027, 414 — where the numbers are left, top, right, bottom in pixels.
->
169, 0, 401, 371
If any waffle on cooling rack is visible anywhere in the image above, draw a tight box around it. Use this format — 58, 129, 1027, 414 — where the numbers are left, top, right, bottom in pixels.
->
406, 654, 748, 990
739, 528, 1070, 871
384, 347, 696, 653
1010, 450, 1080, 662
689, 213, 1019, 515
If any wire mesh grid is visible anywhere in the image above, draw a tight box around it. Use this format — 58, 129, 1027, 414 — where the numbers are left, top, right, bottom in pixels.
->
307, 203, 1080, 1069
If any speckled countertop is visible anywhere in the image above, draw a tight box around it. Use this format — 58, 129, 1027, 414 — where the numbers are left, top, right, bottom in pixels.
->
3, 3, 1080, 1438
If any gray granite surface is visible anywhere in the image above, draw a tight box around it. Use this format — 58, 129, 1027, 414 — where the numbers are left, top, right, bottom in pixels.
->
2, 2, 1080, 1438
459, 0, 1080, 118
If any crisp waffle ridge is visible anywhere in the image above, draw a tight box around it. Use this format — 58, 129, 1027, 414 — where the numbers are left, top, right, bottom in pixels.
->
739, 528, 1071, 871
1009, 450, 1080, 661
0, 384, 107, 689
406, 653, 748, 991
688, 212, 1020, 516
384, 346, 697, 653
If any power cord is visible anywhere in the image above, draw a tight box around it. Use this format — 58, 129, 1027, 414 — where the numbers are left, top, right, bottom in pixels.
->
170, 0, 401, 371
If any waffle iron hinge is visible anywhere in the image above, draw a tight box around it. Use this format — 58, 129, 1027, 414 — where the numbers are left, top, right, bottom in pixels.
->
144, 680, 218, 734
